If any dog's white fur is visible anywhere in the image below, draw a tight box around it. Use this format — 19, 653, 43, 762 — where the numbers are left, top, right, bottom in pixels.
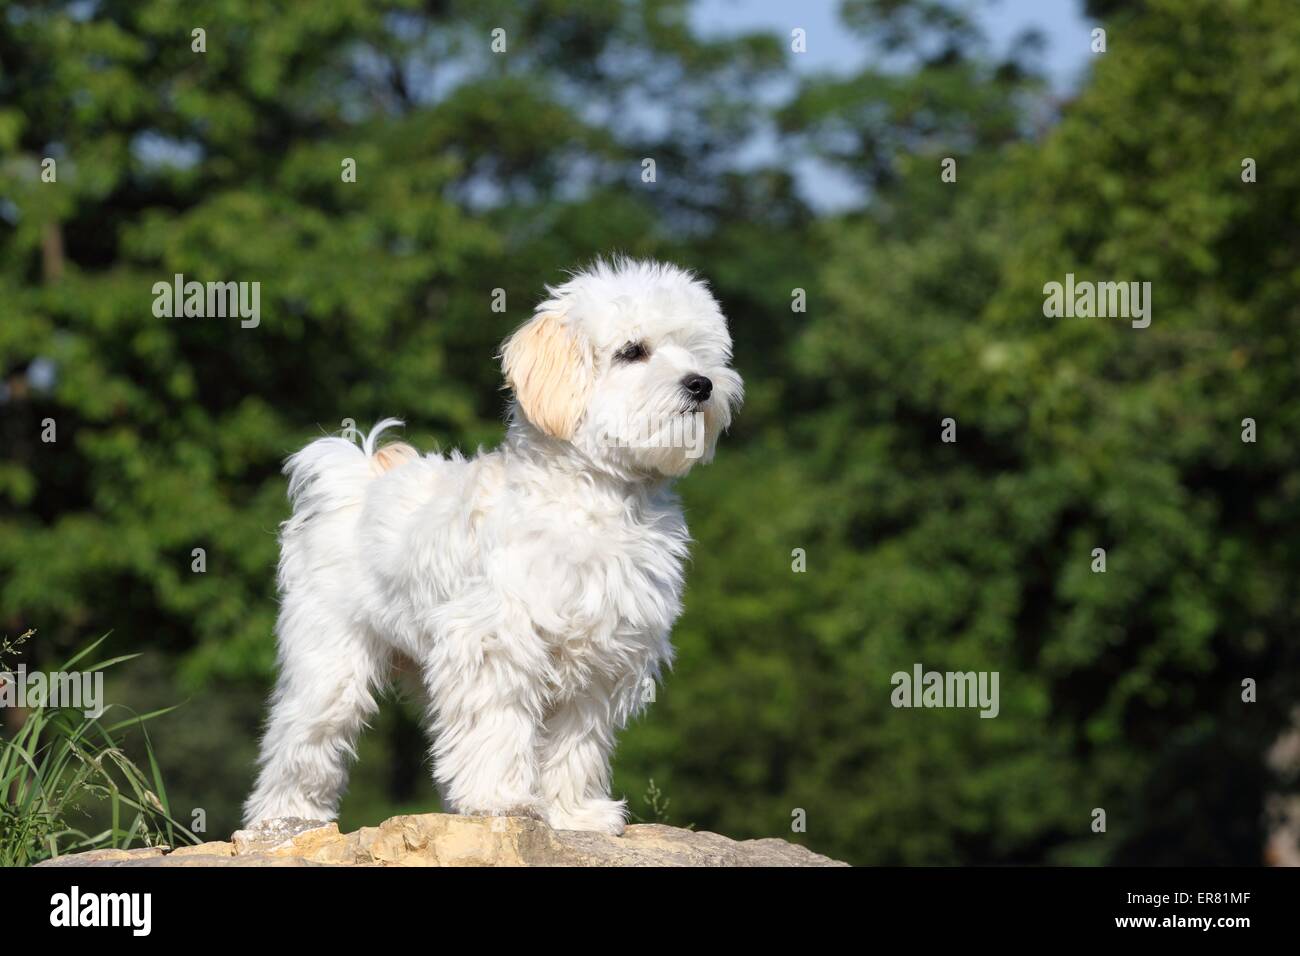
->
244, 259, 741, 834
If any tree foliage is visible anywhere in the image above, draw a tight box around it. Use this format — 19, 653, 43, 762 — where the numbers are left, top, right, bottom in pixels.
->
2, 0, 1296, 864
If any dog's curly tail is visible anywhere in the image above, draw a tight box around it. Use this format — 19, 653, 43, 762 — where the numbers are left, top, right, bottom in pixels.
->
360, 417, 405, 457
282, 420, 418, 525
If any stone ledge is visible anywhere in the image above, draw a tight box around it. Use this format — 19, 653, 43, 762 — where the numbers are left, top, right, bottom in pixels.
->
37, 813, 848, 867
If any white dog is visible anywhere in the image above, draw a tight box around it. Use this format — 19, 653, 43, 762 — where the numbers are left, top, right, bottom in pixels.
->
244, 258, 742, 834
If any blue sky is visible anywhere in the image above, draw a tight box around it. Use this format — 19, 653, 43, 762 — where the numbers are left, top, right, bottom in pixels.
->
689, 0, 1096, 209
692, 0, 1094, 88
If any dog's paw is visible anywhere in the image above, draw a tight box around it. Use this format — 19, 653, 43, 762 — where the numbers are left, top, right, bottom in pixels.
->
498, 803, 545, 821
457, 798, 545, 822
546, 798, 628, 836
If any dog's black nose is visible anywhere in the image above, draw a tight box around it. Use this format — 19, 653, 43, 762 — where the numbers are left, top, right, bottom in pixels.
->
681, 374, 713, 402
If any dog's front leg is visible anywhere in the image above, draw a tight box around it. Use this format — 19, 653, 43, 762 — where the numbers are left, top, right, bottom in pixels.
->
539, 689, 628, 835
421, 616, 549, 820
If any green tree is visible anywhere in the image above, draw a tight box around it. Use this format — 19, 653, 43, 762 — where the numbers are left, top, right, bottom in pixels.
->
5, 0, 1293, 866
0, 0, 797, 836
642, 0, 1299, 864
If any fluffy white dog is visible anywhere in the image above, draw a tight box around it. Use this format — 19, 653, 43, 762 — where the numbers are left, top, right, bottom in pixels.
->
244, 258, 742, 834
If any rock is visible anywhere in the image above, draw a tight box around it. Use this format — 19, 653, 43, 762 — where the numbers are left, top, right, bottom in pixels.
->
37, 846, 168, 867
36, 813, 847, 867
230, 817, 337, 856
167, 841, 235, 858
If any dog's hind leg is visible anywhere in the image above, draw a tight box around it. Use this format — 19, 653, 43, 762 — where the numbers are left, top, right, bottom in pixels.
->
243, 600, 388, 826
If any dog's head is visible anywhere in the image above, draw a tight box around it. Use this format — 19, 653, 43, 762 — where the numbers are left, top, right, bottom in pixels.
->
501, 258, 742, 479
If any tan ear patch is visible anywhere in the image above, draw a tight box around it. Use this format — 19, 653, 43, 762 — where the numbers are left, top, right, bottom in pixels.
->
500, 312, 592, 440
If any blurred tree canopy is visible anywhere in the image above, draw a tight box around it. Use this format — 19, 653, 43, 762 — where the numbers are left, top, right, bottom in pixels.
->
2, 0, 1296, 864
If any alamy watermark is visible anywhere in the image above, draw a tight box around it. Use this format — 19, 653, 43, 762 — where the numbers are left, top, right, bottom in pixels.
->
0, 665, 104, 718
596, 411, 706, 459
151, 273, 261, 328
50, 886, 151, 936
1043, 273, 1151, 329
891, 663, 1000, 718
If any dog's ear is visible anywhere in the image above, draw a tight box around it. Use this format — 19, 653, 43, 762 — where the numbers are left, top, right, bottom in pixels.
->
500, 312, 593, 440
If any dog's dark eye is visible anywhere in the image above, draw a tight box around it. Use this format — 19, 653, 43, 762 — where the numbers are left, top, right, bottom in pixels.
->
614, 341, 649, 363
